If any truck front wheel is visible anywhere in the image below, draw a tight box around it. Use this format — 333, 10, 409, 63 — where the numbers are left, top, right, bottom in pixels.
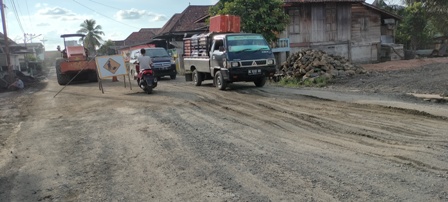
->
55, 59, 71, 85
193, 70, 203, 86
254, 77, 267, 87
215, 71, 227, 90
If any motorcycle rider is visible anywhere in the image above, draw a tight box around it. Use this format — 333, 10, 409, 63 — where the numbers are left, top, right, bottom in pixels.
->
136, 48, 153, 85
137, 48, 153, 72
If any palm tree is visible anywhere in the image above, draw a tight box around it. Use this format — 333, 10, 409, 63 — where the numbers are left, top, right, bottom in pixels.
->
77, 19, 104, 56
98, 40, 116, 55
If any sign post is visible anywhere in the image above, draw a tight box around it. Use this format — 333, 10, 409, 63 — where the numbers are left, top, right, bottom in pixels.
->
95, 55, 131, 92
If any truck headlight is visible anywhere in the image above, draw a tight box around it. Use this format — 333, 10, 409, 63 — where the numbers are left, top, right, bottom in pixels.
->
225, 61, 238, 68
267, 59, 275, 65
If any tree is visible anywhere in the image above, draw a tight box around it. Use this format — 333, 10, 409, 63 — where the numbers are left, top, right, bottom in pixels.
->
209, 0, 289, 43
401, 0, 448, 10
77, 19, 104, 55
98, 40, 116, 56
401, 0, 448, 35
396, 2, 435, 50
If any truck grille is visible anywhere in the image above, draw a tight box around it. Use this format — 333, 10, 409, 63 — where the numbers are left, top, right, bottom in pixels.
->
240, 60, 267, 67
153, 62, 171, 68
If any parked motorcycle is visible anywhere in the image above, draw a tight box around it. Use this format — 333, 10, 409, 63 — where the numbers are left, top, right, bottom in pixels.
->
136, 64, 157, 94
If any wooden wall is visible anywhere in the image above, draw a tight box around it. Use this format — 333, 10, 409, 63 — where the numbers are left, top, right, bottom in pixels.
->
351, 4, 381, 44
283, 3, 385, 63
287, 3, 352, 59
351, 3, 381, 63
288, 3, 351, 45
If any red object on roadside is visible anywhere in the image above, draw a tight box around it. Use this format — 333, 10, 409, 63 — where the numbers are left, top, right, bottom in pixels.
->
135, 64, 140, 73
209, 15, 241, 33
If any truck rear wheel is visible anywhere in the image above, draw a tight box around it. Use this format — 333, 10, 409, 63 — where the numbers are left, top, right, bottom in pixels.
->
215, 71, 227, 90
55, 59, 71, 85
254, 77, 267, 87
193, 70, 203, 86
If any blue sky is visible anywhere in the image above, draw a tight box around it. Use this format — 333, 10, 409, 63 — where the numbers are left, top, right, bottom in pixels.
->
4, 0, 218, 50
3, 0, 389, 51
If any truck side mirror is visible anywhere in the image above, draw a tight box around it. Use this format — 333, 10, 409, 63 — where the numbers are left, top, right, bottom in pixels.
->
219, 46, 225, 52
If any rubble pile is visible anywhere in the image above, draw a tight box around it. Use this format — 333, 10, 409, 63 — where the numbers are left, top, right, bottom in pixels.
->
279, 49, 366, 81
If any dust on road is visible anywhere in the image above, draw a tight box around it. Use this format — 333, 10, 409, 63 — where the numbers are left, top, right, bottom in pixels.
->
1, 69, 447, 201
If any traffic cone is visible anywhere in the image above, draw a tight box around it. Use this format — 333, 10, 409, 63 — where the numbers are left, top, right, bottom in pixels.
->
112, 76, 118, 82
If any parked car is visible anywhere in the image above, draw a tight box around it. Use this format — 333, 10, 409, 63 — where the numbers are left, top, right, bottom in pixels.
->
129, 47, 177, 80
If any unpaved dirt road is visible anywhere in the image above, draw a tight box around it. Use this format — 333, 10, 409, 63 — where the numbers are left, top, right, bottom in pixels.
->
1, 68, 448, 201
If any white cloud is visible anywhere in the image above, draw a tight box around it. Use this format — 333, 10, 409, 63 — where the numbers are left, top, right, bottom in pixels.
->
60, 16, 85, 21
115, 8, 167, 22
152, 15, 167, 22
38, 7, 75, 16
116, 9, 146, 20
35, 3, 48, 8
36, 23, 50, 27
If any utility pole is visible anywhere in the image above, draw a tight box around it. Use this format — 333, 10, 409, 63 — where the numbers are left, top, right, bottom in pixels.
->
24, 33, 28, 71
0, 0, 13, 81
40, 38, 47, 46
24, 33, 41, 76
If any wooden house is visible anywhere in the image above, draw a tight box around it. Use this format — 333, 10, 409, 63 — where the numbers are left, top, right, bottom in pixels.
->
281, 0, 401, 63
154, 5, 211, 48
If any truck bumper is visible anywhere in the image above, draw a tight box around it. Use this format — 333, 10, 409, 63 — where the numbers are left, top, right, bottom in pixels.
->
226, 66, 276, 82
153, 64, 177, 77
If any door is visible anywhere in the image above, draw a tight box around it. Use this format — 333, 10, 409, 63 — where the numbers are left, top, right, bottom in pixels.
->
210, 39, 225, 71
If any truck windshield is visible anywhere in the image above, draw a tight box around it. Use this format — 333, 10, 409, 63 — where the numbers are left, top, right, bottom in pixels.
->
227, 35, 270, 53
145, 48, 170, 58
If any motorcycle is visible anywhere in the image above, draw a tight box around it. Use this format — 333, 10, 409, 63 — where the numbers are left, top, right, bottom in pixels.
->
136, 64, 158, 94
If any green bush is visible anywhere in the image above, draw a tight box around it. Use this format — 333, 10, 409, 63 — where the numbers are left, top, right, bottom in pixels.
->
278, 77, 301, 87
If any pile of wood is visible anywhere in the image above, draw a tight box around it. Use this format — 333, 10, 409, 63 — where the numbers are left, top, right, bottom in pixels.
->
279, 49, 366, 81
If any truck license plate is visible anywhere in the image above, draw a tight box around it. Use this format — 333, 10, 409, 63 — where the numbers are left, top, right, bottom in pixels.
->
248, 69, 261, 75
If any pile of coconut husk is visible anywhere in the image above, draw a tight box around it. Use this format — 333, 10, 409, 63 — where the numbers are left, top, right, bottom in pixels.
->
278, 49, 366, 82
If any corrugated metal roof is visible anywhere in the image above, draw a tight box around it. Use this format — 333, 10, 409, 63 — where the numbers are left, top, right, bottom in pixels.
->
360, 2, 402, 20
157, 5, 211, 35
123, 29, 159, 46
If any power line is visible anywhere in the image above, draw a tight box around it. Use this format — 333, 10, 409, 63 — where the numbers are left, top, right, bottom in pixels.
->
8, 0, 24, 34
88, 0, 121, 11
72, 0, 139, 29
24, 0, 33, 32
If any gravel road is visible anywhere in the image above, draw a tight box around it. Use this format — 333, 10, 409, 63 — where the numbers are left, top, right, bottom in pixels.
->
1, 63, 448, 201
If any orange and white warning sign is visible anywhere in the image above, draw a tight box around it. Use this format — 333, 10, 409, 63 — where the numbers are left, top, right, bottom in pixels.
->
95, 55, 127, 79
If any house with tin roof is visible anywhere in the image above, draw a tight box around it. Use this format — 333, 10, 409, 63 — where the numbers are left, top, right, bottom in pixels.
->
154, 5, 211, 48
279, 0, 402, 63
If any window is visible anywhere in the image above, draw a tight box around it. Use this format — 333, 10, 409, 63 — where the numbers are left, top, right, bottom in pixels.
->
288, 9, 300, 34
213, 40, 224, 52
226, 35, 270, 52
360, 17, 369, 31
